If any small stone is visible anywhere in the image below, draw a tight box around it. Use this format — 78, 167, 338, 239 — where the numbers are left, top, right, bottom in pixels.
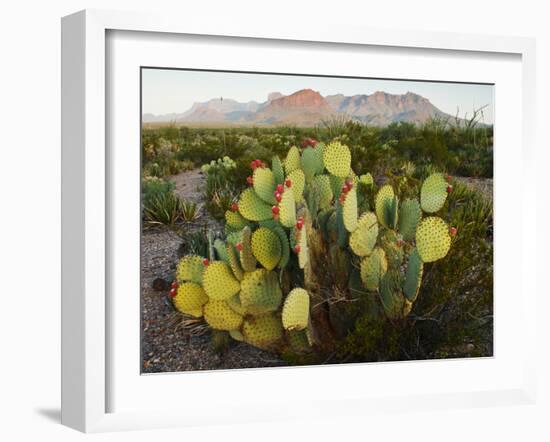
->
152, 277, 169, 291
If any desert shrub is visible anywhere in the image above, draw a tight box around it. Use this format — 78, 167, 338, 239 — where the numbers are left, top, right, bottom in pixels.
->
142, 176, 175, 206
178, 226, 210, 257
338, 178, 493, 361
143, 191, 182, 226
180, 200, 201, 222
142, 176, 201, 226
142, 121, 493, 180
201, 156, 241, 219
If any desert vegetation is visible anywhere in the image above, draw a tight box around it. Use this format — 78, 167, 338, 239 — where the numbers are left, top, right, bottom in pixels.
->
141, 118, 493, 371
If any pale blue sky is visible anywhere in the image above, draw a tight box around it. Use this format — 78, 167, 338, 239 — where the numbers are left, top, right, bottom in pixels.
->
142, 68, 494, 124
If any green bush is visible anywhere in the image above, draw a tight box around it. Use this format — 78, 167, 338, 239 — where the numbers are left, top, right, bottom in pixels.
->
142, 120, 493, 182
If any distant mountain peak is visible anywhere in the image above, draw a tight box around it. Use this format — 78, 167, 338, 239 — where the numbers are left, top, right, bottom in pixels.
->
267, 92, 284, 102
268, 89, 328, 109
142, 88, 456, 127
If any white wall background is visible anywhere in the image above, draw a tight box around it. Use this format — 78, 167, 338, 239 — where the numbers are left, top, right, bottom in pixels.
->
0, 1, 547, 441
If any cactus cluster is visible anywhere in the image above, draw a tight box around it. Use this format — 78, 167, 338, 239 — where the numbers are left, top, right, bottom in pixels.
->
171, 140, 455, 354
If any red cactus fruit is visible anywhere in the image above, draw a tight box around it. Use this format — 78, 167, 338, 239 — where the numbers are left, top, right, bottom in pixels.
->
450, 227, 458, 236
275, 193, 282, 203
231, 203, 238, 212
202, 258, 210, 266
296, 219, 304, 230
236, 243, 243, 251
247, 176, 253, 186
446, 185, 453, 193
285, 179, 292, 188
276, 184, 284, 193
294, 244, 301, 253
169, 288, 177, 298
250, 160, 258, 169
272, 206, 280, 215
171, 281, 178, 289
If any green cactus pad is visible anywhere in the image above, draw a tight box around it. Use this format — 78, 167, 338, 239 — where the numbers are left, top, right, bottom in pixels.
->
398, 198, 422, 241
380, 230, 405, 269
359, 173, 374, 186
238, 226, 257, 272
213, 238, 229, 263
420, 173, 448, 213
253, 167, 277, 204
272, 155, 285, 185
226, 293, 248, 316
240, 269, 282, 315
287, 169, 305, 203
225, 210, 249, 231
342, 186, 358, 232
375, 184, 395, 229
272, 225, 290, 269
379, 271, 408, 320
329, 175, 345, 199
323, 141, 351, 177
238, 188, 273, 221
301, 147, 323, 182
416, 216, 451, 262
176, 255, 205, 285
389, 195, 399, 230
279, 188, 297, 228
282, 288, 310, 331
335, 202, 349, 248
202, 261, 241, 301
287, 330, 311, 352
403, 248, 424, 302
349, 212, 379, 257
360, 247, 388, 291
284, 146, 301, 174
203, 300, 243, 331
226, 243, 244, 281
251, 227, 282, 271
173, 282, 208, 317
313, 175, 333, 209
313, 143, 325, 173
242, 314, 283, 350
229, 329, 245, 342
226, 230, 242, 246
318, 208, 334, 236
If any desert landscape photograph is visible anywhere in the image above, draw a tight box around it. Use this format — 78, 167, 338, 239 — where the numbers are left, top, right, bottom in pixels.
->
140, 68, 493, 373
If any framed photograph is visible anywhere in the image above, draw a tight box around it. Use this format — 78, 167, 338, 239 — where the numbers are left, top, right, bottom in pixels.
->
61, 9, 537, 432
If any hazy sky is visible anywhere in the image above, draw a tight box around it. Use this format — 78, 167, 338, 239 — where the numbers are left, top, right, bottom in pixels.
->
142, 68, 494, 124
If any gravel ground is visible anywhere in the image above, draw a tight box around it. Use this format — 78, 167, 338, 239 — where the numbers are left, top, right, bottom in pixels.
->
454, 177, 493, 201
141, 169, 286, 374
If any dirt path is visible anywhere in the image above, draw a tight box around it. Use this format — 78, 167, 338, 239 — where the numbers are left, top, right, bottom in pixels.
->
169, 168, 205, 204
141, 169, 286, 373
454, 177, 493, 202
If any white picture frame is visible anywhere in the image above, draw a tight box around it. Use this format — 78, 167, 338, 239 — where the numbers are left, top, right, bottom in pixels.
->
61, 9, 537, 433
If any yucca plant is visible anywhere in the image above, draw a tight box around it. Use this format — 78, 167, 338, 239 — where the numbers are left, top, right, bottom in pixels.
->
180, 200, 201, 222
143, 192, 182, 226
169, 140, 457, 359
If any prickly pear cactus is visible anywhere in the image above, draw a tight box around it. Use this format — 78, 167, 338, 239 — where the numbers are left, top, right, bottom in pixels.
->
171, 141, 455, 358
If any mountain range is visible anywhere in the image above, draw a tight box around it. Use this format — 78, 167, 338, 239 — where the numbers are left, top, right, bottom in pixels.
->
142, 89, 456, 127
